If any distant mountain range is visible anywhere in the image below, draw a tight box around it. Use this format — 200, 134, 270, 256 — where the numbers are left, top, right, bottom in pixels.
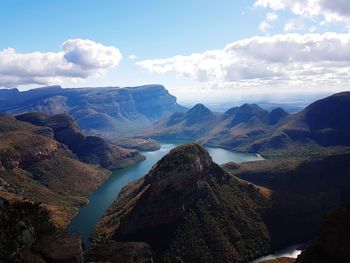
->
0, 85, 186, 135
141, 92, 350, 157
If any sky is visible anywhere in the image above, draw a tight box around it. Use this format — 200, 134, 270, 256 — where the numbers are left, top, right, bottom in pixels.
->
1, 0, 350, 105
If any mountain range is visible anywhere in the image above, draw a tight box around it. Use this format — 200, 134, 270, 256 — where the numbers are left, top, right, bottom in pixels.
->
141, 92, 350, 158
0, 85, 186, 135
1, 85, 350, 262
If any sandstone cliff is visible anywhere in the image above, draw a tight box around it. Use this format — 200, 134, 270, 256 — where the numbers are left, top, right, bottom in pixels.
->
0, 85, 186, 135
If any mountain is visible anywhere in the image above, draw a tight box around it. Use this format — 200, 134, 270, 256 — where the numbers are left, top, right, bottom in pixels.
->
142, 92, 350, 158
141, 103, 220, 140
251, 92, 350, 154
279, 91, 350, 146
93, 143, 271, 262
141, 103, 289, 150
0, 85, 186, 135
229, 152, 350, 249
199, 104, 273, 149
92, 143, 350, 262
16, 112, 145, 169
0, 114, 109, 228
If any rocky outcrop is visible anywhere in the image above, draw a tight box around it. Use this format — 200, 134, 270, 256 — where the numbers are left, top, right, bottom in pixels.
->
16, 112, 146, 169
0, 85, 185, 135
94, 143, 271, 263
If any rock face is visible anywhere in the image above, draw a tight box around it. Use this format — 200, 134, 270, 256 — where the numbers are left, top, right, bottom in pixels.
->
0, 85, 186, 135
296, 203, 350, 263
0, 114, 109, 228
94, 143, 271, 263
16, 112, 145, 169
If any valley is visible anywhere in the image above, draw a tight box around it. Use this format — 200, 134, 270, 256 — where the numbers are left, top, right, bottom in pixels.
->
2, 2, 350, 262
67, 141, 263, 246
0, 85, 349, 262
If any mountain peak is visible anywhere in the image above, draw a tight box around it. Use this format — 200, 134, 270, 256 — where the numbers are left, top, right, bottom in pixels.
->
145, 143, 212, 193
184, 104, 214, 125
188, 103, 212, 114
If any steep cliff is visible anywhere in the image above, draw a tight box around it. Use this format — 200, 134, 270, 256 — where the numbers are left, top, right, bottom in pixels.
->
0, 85, 186, 135
94, 143, 271, 263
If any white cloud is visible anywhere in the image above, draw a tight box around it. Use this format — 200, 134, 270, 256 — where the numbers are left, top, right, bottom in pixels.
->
284, 19, 305, 32
259, 21, 271, 32
254, 0, 350, 23
0, 39, 122, 87
266, 12, 278, 21
128, 54, 138, 60
137, 33, 350, 91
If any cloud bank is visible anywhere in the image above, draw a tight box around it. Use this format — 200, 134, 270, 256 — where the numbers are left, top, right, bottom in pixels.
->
137, 32, 350, 90
254, 0, 350, 23
0, 39, 122, 87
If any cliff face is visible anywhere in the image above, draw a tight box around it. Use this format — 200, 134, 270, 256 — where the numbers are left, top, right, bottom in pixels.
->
0, 114, 109, 228
94, 143, 271, 263
0, 85, 186, 135
16, 112, 145, 169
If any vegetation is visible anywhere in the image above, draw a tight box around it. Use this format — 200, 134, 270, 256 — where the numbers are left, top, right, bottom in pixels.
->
0, 201, 56, 262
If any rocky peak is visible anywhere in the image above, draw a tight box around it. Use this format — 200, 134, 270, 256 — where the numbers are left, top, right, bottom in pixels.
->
184, 104, 214, 125
187, 103, 212, 117
145, 143, 213, 193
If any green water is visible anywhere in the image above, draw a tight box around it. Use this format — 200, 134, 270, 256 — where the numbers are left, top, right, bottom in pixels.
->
67, 142, 262, 245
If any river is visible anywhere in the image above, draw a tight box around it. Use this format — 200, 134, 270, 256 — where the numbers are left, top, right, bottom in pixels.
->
67, 141, 263, 245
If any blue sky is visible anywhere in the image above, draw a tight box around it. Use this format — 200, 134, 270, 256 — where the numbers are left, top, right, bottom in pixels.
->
1, 0, 350, 104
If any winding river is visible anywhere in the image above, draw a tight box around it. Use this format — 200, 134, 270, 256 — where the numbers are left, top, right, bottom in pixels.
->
67, 141, 263, 245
